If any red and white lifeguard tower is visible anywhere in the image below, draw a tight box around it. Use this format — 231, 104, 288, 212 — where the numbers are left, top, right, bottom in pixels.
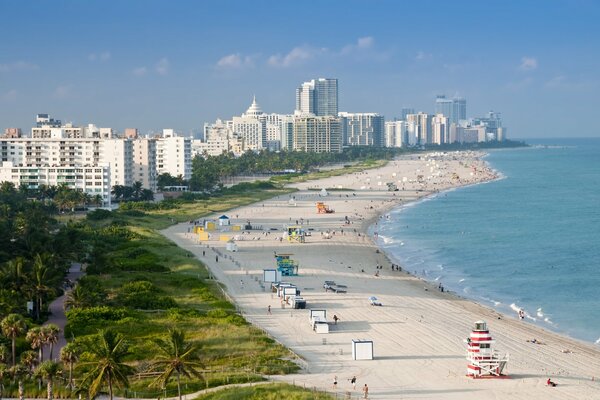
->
466, 321, 509, 378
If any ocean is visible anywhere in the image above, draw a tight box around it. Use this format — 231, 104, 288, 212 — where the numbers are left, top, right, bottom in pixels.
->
375, 138, 600, 344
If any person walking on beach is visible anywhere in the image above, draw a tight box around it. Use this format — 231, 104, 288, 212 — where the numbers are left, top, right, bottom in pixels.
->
333, 314, 339, 325
333, 375, 338, 390
267, 305, 271, 315
362, 383, 369, 398
350, 375, 357, 390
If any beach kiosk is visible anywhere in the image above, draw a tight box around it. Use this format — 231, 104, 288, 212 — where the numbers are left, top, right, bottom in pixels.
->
263, 269, 282, 283
225, 239, 237, 252
352, 339, 374, 360
218, 215, 231, 226
465, 321, 509, 378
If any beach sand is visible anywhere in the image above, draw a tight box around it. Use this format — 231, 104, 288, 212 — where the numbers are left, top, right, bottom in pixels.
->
162, 151, 600, 399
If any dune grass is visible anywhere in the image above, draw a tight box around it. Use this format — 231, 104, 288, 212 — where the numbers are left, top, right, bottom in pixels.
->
193, 383, 335, 400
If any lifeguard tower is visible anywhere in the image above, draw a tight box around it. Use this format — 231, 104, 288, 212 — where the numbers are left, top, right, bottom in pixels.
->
286, 226, 306, 243
274, 253, 299, 276
316, 202, 334, 214
465, 321, 509, 378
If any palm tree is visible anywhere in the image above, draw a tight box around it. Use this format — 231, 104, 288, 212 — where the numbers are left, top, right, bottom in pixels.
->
19, 350, 38, 372
41, 324, 60, 361
60, 343, 79, 390
30, 254, 54, 320
0, 364, 8, 400
131, 181, 143, 201
79, 329, 133, 400
149, 329, 203, 400
1, 314, 27, 366
9, 364, 29, 400
64, 285, 89, 310
26, 327, 45, 362
36, 360, 61, 400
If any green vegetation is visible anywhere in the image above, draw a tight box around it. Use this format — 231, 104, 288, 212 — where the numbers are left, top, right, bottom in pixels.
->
193, 383, 335, 400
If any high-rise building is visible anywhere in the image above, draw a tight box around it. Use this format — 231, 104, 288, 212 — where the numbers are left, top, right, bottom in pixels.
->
453, 98, 467, 122
156, 131, 192, 180
2, 128, 22, 138
232, 97, 267, 151
435, 96, 453, 120
406, 113, 431, 145
339, 112, 384, 147
431, 114, 449, 145
36, 113, 61, 128
292, 116, 342, 153
385, 121, 408, 148
295, 78, 338, 116
434, 96, 467, 124
400, 108, 415, 121
132, 138, 157, 191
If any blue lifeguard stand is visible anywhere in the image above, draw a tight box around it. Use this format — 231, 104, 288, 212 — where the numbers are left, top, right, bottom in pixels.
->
275, 253, 299, 276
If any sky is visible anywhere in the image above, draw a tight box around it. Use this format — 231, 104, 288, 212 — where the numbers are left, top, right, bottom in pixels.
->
1, 0, 599, 138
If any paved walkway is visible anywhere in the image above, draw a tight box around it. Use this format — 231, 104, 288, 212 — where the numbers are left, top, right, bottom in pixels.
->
46, 262, 84, 360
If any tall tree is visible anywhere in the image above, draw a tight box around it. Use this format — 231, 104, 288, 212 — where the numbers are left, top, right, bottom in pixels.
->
149, 329, 203, 400
79, 329, 133, 400
26, 327, 45, 363
9, 364, 29, 400
1, 314, 27, 366
60, 343, 79, 390
41, 324, 60, 361
36, 360, 61, 400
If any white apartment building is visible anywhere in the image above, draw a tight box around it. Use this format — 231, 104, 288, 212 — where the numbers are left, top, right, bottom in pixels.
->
385, 121, 408, 148
32, 123, 115, 139
431, 114, 449, 145
292, 116, 342, 153
156, 131, 192, 180
339, 112, 385, 146
0, 161, 111, 205
406, 113, 431, 145
101, 139, 133, 187
132, 138, 157, 191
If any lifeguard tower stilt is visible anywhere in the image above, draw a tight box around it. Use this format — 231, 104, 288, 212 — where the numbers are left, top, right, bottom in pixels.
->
466, 321, 509, 378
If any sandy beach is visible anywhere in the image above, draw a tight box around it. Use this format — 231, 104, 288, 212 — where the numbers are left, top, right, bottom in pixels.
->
162, 151, 600, 399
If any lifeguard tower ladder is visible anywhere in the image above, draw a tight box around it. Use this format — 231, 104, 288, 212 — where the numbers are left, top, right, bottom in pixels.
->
466, 321, 509, 378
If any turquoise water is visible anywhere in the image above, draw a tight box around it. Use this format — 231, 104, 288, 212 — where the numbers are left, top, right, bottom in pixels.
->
376, 138, 600, 344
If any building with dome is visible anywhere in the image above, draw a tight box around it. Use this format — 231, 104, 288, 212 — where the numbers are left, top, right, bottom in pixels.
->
232, 96, 267, 151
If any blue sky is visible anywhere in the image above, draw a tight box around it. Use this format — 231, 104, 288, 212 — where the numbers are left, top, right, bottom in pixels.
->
1, 0, 599, 138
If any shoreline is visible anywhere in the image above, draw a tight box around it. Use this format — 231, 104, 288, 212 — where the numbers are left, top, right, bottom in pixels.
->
162, 151, 600, 399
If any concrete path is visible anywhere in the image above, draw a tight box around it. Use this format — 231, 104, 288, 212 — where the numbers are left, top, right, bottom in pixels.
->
46, 262, 84, 360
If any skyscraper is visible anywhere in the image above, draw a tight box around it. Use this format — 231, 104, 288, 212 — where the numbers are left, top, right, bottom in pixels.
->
295, 78, 338, 116
453, 97, 467, 122
435, 95, 453, 120
339, 112, 384, 146
434, 95, 467, 124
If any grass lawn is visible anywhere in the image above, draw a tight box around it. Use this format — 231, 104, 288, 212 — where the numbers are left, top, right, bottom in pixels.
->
193, 383, 335, 400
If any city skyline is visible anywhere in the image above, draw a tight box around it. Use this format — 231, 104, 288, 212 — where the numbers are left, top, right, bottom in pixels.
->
1, 1, 599, 138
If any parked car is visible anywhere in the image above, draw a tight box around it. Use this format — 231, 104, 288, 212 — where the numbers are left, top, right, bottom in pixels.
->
369, 296, 382, 306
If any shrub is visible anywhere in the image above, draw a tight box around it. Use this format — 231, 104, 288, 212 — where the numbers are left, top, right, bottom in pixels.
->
114, 280, 178, 310
66, 306, 131, 336
87, 209, 113, 220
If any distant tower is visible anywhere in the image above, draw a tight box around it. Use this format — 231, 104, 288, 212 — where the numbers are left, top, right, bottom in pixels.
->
295, 78, 338, 116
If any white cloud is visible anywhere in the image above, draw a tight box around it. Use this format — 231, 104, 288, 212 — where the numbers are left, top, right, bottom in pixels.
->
54, 85, 72, 99
340, 36, 374, 55
268, 45, 324, 68
357, 36, 374, 49
2, 89, 18, 101
0, 61, 39, 72
519, 56, 538, 71
216, 53, 255, 69
88, 51, 111, 62
132, 67, 147, 76
415, 50, 432, 61
155, 58, 169, 75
